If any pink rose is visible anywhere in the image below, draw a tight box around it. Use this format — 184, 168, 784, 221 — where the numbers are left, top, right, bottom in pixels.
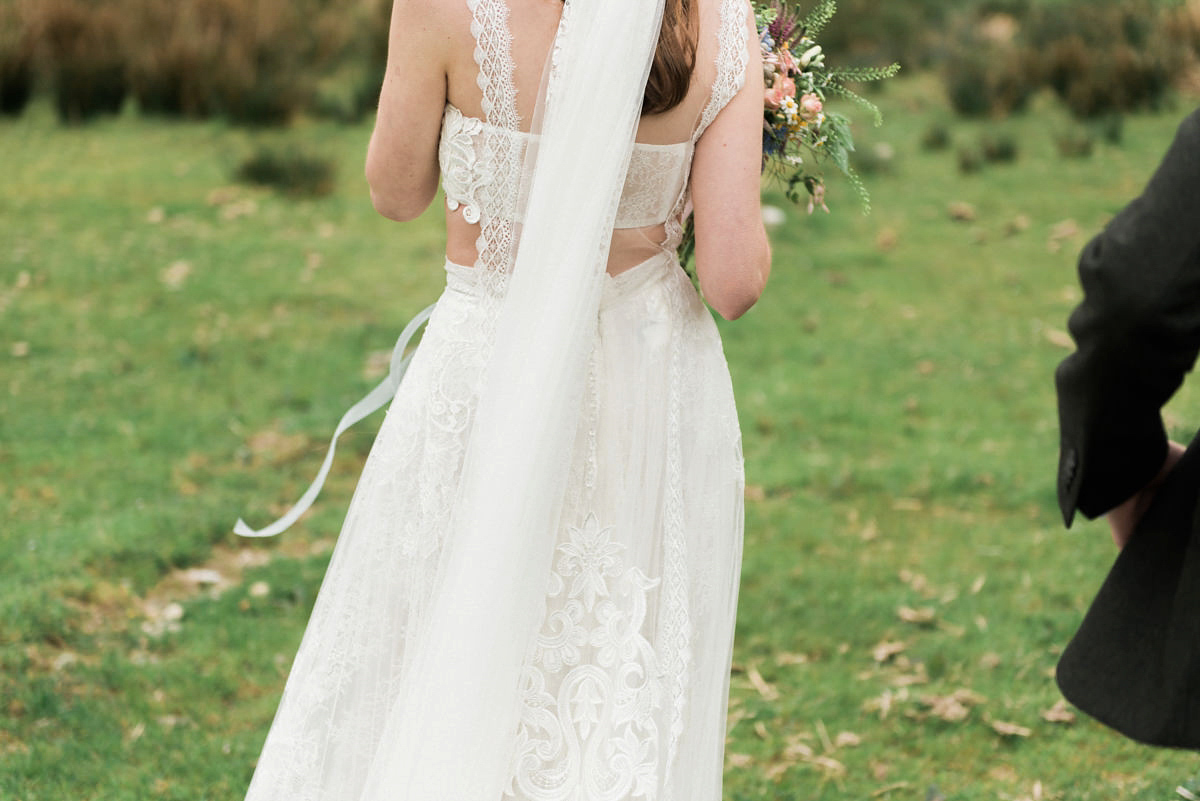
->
764, 73, 797, 110
798, 93, 823, 122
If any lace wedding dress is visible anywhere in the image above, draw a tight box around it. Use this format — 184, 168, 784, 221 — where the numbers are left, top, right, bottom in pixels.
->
243, 0, 752, 798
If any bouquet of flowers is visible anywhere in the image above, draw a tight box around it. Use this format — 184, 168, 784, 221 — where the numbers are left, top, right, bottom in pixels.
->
680, 0, 900, 264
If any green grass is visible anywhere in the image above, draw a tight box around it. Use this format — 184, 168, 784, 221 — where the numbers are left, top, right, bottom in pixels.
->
3, 78, 1199, 799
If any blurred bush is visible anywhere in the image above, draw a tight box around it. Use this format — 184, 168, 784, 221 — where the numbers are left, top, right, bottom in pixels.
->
32, 0, 129, 123
920, 122, 953, 152
235, 145, 338, 196
0, 2, 35, 117
980, 131, 1018, 163
1055, 126, 1096, 159
7, 0, 386, 126
5, 0, 1197, 127
123, 0, 363, 125
934, 0, 1194, 121
1027, 0, 1186, 119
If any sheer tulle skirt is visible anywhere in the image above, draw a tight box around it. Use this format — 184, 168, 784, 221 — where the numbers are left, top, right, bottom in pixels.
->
245, 253, 744, 801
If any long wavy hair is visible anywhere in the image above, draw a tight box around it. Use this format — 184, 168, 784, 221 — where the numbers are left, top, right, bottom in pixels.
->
643, 0, 697, 115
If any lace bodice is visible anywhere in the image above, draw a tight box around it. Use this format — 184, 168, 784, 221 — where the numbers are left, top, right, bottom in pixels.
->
438, 0, 750, 240
439, 104, 691, 229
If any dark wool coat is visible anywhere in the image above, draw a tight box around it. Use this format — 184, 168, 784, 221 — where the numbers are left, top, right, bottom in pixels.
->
1055, 107, 1200, 749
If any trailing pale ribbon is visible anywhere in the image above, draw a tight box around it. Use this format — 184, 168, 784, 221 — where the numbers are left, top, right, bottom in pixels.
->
234, 302, 438, 538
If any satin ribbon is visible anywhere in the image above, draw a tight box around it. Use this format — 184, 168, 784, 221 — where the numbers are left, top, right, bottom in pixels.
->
234, 302, 438, 538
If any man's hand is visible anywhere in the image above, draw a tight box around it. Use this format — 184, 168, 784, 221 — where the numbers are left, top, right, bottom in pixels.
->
1107, 440, 1187, 548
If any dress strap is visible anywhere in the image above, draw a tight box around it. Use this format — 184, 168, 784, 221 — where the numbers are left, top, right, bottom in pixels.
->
693, 0, 751, 143
234, 303, 437, 538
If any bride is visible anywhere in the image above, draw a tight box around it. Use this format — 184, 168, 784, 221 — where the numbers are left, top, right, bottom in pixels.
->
239, 0, 770, 797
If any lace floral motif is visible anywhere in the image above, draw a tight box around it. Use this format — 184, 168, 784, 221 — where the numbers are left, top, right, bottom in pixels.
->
439, 106, 488, 224
508, 513, 665, 801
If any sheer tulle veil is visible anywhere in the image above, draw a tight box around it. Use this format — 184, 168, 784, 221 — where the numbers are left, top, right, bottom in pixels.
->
353, 1, 668, 797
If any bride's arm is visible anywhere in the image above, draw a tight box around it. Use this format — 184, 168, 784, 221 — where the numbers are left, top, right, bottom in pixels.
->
365, 0, 448, 222
690, 7, 770, 321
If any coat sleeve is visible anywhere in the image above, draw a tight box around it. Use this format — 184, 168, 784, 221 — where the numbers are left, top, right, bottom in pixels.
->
1056, 108, 1200, 526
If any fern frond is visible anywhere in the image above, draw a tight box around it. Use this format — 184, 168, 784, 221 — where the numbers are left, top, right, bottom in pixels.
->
801, 0, 837, 38
827, 63, 901, 85
826, 83, 885, 127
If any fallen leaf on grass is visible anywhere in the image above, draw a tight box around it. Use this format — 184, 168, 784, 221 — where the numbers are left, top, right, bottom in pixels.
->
1041, 700, 1076, 724
979, 652, 1003, 670
948, 201, 976, 222
860, 519, 879, 541
809, 755, 847, 778
1044, 328, 1074, 350
872, 639, 907, 663
746, 663, 779, 701
990, 718, 1033, 738
754, 721, 769, 740
160, 261, 192, 290
776, 652, 809, 666
891, 666, 929, 687
989, 765, 1019, 782
834, 731, 862, 748
247, 428, 309, 464
726, 753, 753, 768
897, 606, 936, 625
899, 570, 933, 595
1017, 780, 1048, 801
783, 738, 814, 760
863, 687, 908, 720
920, 689, 986, 723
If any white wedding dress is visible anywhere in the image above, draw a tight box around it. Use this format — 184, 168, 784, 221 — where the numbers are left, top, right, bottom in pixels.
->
244, 0, 752, 799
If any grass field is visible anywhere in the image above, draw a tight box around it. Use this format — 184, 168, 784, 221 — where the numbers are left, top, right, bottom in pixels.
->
3, 76, 1199, 799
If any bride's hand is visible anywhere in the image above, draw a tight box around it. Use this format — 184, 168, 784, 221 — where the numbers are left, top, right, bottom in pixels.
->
1106, 440, 1186, 549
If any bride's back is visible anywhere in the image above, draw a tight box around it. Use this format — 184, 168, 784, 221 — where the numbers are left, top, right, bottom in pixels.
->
438, 0, 732, 272
367, 0, 768, 315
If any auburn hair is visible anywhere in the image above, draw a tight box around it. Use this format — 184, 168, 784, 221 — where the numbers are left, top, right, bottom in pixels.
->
643, 0, 698, 115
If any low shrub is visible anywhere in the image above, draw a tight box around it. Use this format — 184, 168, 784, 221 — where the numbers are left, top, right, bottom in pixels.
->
1055, 126, 1095, 159
32, 0, 129, 124
980, 132, 1018, 164
0, 2, 35, 117
957, 146, 985, 174
920, 123, 953, 152
235, 146, 337, 197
